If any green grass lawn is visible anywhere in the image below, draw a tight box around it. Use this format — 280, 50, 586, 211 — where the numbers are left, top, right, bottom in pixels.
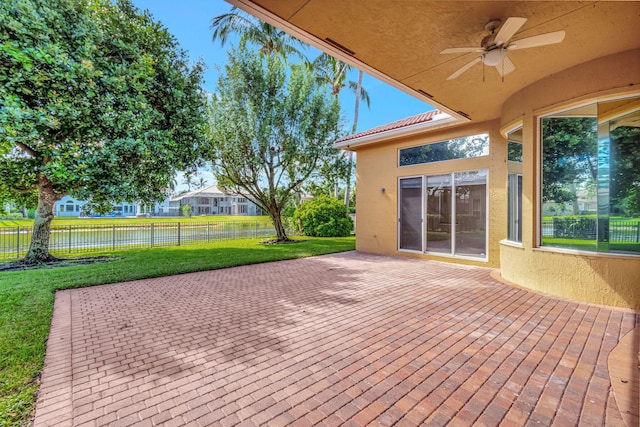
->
0, 215, 272, 228
0, 236, 355, 426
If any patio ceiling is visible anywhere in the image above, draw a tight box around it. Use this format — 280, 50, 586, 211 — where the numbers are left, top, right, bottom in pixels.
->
228, 1, 640, 123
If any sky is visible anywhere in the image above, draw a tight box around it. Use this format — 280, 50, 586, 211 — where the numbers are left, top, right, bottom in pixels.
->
131, 0, 433, 188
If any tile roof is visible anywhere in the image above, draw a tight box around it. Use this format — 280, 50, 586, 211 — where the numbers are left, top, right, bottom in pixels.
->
335, 109, 445, 144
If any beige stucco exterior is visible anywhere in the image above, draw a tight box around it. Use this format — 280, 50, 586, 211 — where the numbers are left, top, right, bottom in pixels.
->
497, 48, 640, 309
353, 48, 640, 309
355, 120, 505, 268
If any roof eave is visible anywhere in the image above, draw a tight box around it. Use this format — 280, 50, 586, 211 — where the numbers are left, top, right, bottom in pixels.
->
227, 0, 467, 122
333, 113, 462, 150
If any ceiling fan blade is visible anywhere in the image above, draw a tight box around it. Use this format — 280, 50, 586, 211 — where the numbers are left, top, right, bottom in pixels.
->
440, 47, 484, 54
446, 57, 482, 80
508, 31, 566, 50
495, 55, 515, 77
495, 17, 527, 45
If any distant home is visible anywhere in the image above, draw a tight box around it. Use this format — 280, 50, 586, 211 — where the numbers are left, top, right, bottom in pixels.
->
170, 185, 262, 216
55, 195, 137, 217
53, 186, 262, 217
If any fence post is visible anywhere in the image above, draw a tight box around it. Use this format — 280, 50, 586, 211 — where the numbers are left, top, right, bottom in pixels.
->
112, 224, 116, 251
16, 226, 20, 258
207, 223, 210, 243
232, 222, 235, 239
255, 221, 258, 238
177, 222, 181, 246
69, 225, 72, 253
637, 222, 640, 243
150, 223, 154, 248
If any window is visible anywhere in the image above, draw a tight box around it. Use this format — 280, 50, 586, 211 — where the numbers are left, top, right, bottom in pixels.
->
399, 133, 489, 167
541, 97, 640, 254
508, 175, 522, 242
507, 128, 523, 242
399, 170, 488, 259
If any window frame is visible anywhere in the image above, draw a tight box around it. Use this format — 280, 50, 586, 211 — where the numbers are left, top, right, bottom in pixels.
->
506, 126, 523, 244
537, 94, 640, 256
397, 170, 489, 261
397, 133, 490, 168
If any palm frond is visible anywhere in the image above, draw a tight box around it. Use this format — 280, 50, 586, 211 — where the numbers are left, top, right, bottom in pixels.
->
348, 80, 371, 109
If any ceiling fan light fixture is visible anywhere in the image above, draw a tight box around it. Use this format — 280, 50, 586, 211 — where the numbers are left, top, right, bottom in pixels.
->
482, 48, 507, 66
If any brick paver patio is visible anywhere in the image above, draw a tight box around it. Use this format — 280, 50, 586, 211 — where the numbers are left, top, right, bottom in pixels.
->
34, 252, 639, 426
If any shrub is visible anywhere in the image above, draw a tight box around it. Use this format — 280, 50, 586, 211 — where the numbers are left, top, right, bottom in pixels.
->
294, 195, 353, 237
281, 205, 298, 234
180, 204, 192, 217
0, 212, 24, 220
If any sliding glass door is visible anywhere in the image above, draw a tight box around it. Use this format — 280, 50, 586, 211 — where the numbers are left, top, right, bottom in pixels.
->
399, 177, 423, 251
399, 170, 488, 259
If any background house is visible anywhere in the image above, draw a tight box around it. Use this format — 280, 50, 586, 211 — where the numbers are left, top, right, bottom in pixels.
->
54, 195, 137, 217
169, 185, 262, 216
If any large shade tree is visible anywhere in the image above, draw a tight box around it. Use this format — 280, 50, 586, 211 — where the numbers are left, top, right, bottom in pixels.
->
0, 0, 208, 263
207, 47, 340, 241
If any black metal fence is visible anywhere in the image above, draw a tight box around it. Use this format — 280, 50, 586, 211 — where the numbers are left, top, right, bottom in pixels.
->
541, 218, 640, 242
0, 221, 274, 260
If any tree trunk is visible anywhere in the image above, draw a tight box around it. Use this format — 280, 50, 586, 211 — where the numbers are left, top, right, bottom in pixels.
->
344, 69, 363, 208
268, 208, 289, 242
24, 177, 61, 264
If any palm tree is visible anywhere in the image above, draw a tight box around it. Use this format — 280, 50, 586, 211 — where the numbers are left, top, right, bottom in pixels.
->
168, 175, 178, 194
196, 177, 208, 189
343, 69, 368, 208
211, 7, 306, 61
308, 54, 371, 105
182, 172, 195, 191
309, 53, 370, 206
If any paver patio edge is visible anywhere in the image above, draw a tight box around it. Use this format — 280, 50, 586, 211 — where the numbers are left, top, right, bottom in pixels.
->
608, 326, 640, 427
490, 269, 640, 314
33, 290, 73, 427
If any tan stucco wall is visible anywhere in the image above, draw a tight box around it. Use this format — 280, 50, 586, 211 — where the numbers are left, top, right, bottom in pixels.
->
499, 48, 640, 310
354, 48, 639, 309
501, 48, 640, 129
500, 244, 639, 309
355, 120, 506, 268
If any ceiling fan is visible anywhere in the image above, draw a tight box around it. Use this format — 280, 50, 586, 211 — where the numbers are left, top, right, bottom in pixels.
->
440, 17, 565, 80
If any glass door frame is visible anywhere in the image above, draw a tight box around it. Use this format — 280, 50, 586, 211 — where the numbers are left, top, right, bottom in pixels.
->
397, 175, 425, 252
397, 170, 489, 260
